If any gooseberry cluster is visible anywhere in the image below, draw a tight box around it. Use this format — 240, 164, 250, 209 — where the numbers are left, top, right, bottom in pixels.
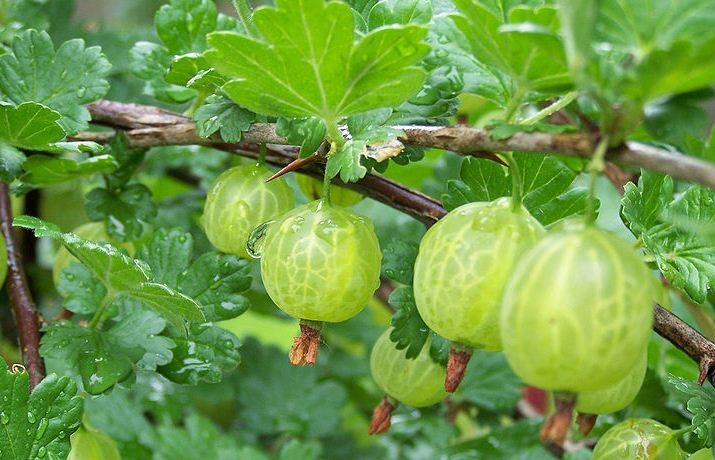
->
201, 162, 663, 445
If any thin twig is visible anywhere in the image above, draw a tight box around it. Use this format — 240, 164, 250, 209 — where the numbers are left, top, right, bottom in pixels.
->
0, 183, 45, 390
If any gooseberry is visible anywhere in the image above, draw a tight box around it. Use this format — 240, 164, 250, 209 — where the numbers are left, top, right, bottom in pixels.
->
257, 199, 381, 364
202, 163, 294, 259
500, 223, 656, 393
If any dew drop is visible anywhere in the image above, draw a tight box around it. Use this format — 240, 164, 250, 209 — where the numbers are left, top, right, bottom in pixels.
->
397, 42, 417, 57
37, 446, 47, 458
0, 412, 9, 425
27, 411, 36, 424
76, 86, 86, 98
35, 418, 48, 439
437, 35, 449, 44
434, 49, 448, 58
384, 268, 395, 278
246, 220, 273, 258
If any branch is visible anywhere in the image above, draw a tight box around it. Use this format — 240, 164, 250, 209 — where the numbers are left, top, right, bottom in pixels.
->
82, 100, 715, 189
76, 100, 715, 379
0, 183, 45, 390
653, 305, 715, 386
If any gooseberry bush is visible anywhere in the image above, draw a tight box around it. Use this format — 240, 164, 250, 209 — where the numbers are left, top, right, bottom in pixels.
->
2, 0, 715, 458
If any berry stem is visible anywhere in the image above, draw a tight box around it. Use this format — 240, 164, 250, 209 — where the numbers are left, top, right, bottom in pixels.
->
576, 412, 598, 436
289, 320, 323, 366
503, 152, 524, 210
445, 346, 472, 393
368, 396, 397, 435
585, 136, 610, 225
540, 392, 576, 448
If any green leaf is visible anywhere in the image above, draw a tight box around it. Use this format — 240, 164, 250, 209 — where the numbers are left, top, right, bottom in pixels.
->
85, 184, 157, 241
21, 154, 118, 187
0, 30, 111, 134
57, 264, 107, 315
443, 155, 590, 225
179, 253, 252, 322
159, 323, 240, 385
137, 228, 193, 288
0, 102, 65, 149
155, 0, 217, 54
103, 133, 147, 191
0, 361, 82, 460
234, 338, 346, 437
381, 239, 418, 285
621, 171, 673, 237
367, 0, 432, 28
0, 144, 25, 182
275, 117, 327, 157
165, 53, 226, 91
278, 439, 322, 460
123, 282, 205, 331
443, 157, 509, 210
445, 418, 553, 459
129, 42, 196, 104
205, 0, 429, 122
388, 286, 428, 359
153, 412, 267, 460
193, 95, 255, 143
623, 181, 715, 303
451, 2, 571, 106
41, 310, 174, 393
423, 15, 504, 108
669, 375, 715, 447
453, 351, 522, 412
14, 215, 151, 292
326, 140, 368, 183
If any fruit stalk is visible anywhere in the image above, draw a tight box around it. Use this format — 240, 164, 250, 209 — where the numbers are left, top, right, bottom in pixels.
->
288, 321, 323, 366
368, 396, 396, 435
539, 392, 576, 447
445, 347, 472, 393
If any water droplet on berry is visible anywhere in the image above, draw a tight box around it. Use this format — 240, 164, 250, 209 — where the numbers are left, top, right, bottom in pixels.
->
246, 221, 273, 258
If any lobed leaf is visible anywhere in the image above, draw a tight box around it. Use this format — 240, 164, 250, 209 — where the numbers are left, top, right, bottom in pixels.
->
159, 323, 240, 385
85, 184, 157, 241
0, 102, 65, 150
193, 95, 255, 143
669, 375, 715, 446
0, 30, 111, 134
41, 310, 174, 394
21, 154, 118, 187
0, 360, 83, 460
388, 286, 429, 359
443, 155, 590, 225
155, 0, 217, 54
235, 338, 346, 438
381, 239, 419, 285
206, 0, 429, 122
178, 253, 252, 322
622, 178, 715, 303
